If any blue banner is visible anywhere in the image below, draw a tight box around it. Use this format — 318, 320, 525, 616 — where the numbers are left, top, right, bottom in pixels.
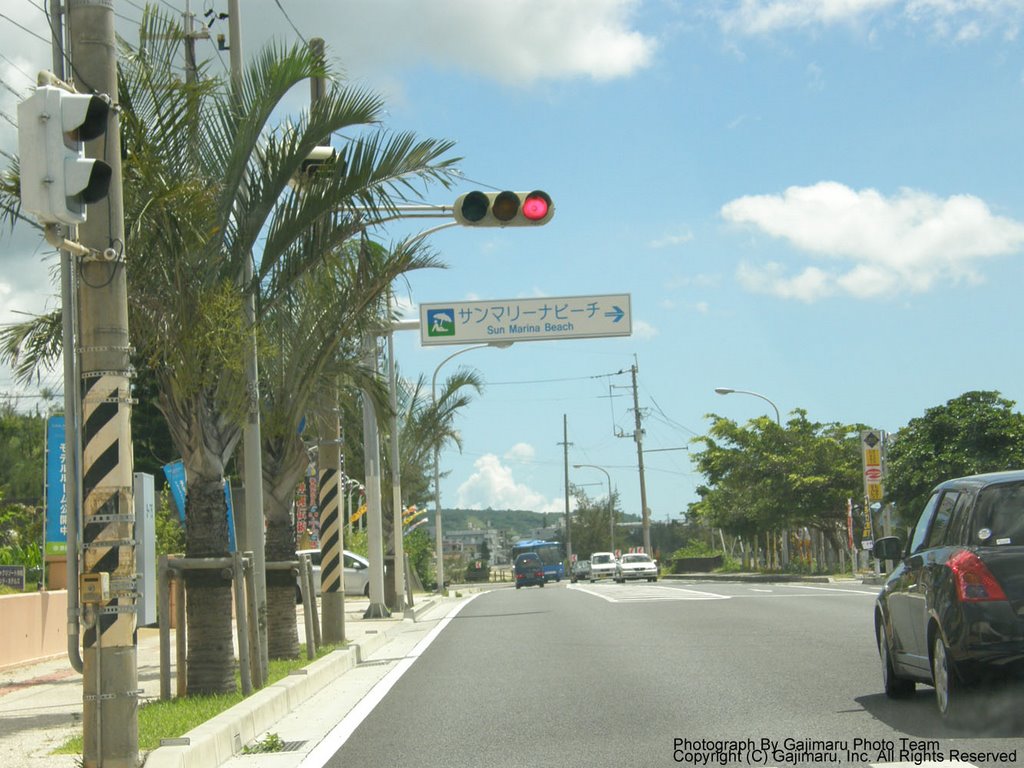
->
162, 459, 236, 552
44, 415, 67, 556
162, 460, 187, 523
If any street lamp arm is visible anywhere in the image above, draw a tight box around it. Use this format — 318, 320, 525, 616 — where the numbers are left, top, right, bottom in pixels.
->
431, 341, 512, 593
714, 387, 781, 426
572, 463, 615, 551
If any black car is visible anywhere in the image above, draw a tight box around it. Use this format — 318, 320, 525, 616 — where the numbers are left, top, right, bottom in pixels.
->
873, 470, 1024, 721
514, 553, 545, 589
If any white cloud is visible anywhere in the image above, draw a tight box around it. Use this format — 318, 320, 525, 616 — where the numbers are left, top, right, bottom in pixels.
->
632, 319, 659, 339
723, 181, 1024, 301
244, 1, 656, 87
719, 0, 901, 35
456, 453, 562, 512
649, 231, 694, 248
719, 0, 1023, 39
504, 443, 536, 463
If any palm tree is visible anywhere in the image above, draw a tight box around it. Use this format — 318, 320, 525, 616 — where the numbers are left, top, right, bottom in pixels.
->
340, 364, 484, 594
259, 241, 441, 658
1, 9, 458, 693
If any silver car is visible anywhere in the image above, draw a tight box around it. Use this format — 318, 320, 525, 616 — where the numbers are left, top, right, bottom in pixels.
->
296, 548, 371, 599
615, 552, 658, 582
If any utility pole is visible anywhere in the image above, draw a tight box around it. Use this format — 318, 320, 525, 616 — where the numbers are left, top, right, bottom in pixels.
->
559, 415, 572, 562
386, 316, 408, 611
309, 37, 347, 642
361, 331, 390, 618
631, 362, 652, 555
182, 0, 210, 85
225, 0, 269, 680
68, 1, 138, 764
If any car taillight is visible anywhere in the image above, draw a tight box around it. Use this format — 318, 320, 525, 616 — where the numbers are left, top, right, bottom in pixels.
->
947, 550, 1007, 602
535, 570, 543, 578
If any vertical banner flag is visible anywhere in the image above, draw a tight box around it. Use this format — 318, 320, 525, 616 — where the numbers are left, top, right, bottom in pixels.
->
860, 430, 885, 551
44, 415, 67, 555
162, 459, 236, 551
163, 460, 187, 523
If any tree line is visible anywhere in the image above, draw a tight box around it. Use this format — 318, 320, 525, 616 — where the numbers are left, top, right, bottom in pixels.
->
688, 390, 1024, 571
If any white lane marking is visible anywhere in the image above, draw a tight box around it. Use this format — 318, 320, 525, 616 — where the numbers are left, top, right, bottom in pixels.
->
298, 593, 482, 767
570, 584, 730, 602
786, 584, 880, 595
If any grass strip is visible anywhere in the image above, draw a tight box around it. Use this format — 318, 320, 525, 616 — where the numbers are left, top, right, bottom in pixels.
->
55, 642, 347, 754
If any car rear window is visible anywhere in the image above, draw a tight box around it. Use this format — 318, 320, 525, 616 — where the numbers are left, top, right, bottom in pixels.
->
972, 482, 1024, 545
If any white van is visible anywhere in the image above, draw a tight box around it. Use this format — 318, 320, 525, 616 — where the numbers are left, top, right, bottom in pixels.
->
588, 552, 617, 581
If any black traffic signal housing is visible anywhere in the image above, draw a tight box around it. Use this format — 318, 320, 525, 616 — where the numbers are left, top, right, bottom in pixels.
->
453, 190, 554, 227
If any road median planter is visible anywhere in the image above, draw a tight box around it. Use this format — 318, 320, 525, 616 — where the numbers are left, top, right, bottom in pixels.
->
671, 555, 723, 573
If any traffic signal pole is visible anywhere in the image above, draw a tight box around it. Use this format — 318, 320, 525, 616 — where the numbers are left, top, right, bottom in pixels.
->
309, 37, 347, 642
68, 1, 139, 765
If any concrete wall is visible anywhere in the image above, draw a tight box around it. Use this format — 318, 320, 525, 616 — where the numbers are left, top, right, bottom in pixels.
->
0, 590, 68, 670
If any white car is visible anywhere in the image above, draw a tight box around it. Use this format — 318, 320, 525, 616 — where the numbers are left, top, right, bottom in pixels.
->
588, 552, 617, 581
296, 548, 371, 600
615, 552, 658, 583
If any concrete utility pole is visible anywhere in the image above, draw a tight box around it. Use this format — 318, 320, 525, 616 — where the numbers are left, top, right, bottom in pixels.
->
68, 1, 138, 765
316, 398, 346, 642
386, 318, 408, 611
309, 37, 347, 642
225, 0, 269, 680
560, 415, 572, 562
361, 332, 390, 618
631, 363, 652, 555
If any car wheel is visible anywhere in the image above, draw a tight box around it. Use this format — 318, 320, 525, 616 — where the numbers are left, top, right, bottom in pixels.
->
648, 577, 657, 582
878, 626, 914, 698
539, 581, 545, 587
363, 583, 370, 598
516, 584, 521, 589
932, 633, 962, 720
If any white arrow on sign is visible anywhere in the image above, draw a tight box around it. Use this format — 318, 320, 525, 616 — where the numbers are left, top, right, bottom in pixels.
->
419, 293, 632, 346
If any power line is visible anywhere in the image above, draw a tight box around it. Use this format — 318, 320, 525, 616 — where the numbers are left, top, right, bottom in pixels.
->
0, 52, 35, 84
487, 368, 628, 387
0, 11, 50, 44
272, 0, 307, 46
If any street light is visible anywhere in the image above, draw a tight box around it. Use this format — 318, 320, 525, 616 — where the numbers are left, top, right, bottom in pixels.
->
573, 464, 615, 551
714, 386, 786, 568
431, 342, 512, 592
714, 387, 782, 426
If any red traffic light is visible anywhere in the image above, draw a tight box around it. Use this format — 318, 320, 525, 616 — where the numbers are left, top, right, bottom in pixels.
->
522, 191, 551, 221
453, 190, 554, 227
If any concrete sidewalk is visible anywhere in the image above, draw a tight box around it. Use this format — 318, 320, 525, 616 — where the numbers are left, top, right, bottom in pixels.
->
0, 594, 450, 768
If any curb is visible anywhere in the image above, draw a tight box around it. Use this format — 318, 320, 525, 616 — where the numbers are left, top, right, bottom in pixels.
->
139, 598, 458, 768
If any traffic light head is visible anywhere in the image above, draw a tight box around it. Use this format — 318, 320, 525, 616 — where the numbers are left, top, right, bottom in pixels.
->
453, 190, 554, 227
17, 85, 112, 225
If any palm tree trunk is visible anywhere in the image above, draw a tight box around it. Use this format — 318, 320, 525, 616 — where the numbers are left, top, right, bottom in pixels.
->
185, 475, 236, 694
266, 511, 300, 659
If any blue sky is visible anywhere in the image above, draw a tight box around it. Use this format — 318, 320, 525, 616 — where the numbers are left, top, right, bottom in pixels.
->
3, 1, 1024, 524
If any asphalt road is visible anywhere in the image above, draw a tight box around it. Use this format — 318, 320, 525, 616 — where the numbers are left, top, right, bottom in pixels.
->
320, 580, 1024, 767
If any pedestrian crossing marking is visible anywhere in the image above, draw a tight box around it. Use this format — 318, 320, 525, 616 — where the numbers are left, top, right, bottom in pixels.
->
569, 583, 730, 603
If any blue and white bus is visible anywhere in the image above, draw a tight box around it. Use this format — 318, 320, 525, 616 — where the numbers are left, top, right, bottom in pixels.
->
511, 539, 565, 582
